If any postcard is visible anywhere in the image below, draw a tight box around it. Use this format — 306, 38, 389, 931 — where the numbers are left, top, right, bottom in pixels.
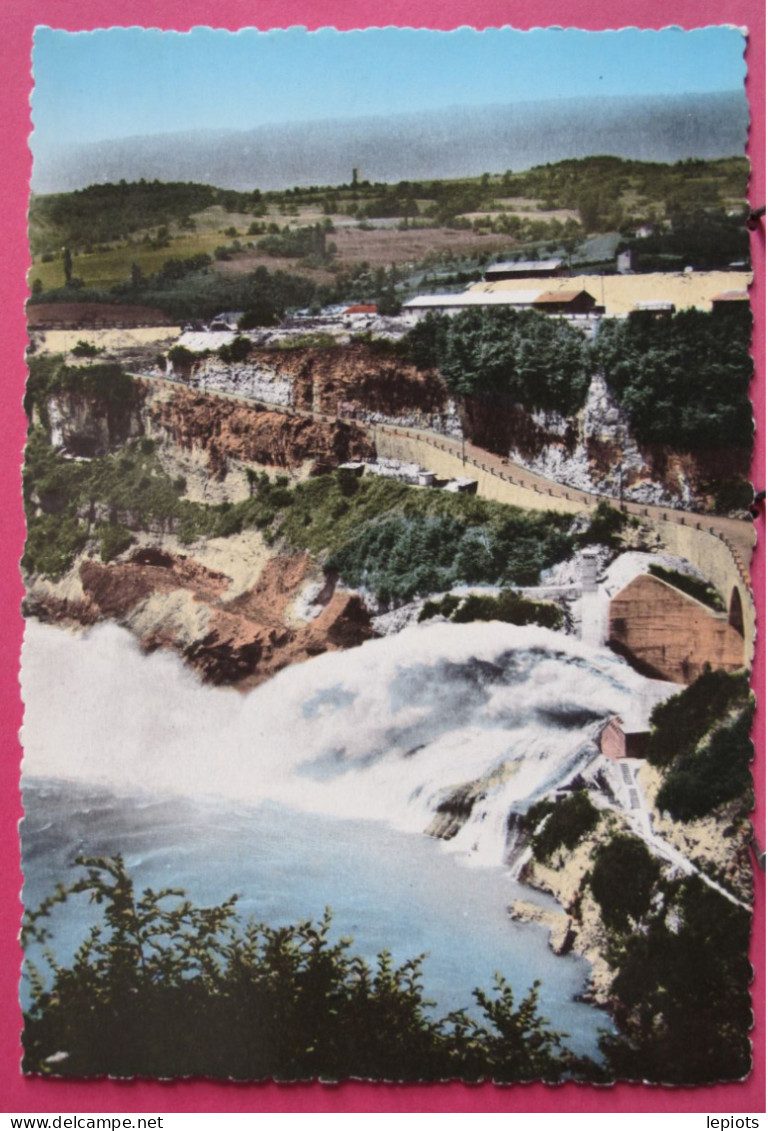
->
14, 20, 763, 1096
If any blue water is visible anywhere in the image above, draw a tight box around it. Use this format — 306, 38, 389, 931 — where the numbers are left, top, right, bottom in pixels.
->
21, 776, 610, 1058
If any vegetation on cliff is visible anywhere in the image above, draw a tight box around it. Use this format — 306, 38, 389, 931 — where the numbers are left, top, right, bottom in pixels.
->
404, 303, 752, 466
646, 669, 751, 770
405, 307, 591, 416
520, 791, 601, 863
22, 856, 591, 1082
521, 789, 753, 1084
642, 668, 754, 821
647, 563, 725, 611
419, 589, 563, 631
599, 873, 752, 1084
593, 306, 753, 453
22, 431, 188, 578
589, 834, 660, 930
301, 474, 574, 602
579, 502, 630, 550
654, 696, 754, 822
24, 358, 136, 429
22, 512, 89, 580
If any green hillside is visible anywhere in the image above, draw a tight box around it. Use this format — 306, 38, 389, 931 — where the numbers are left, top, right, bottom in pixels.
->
27, 156, 750, 307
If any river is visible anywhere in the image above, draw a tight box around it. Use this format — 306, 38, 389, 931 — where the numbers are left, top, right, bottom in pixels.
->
19, 618, 674, 1059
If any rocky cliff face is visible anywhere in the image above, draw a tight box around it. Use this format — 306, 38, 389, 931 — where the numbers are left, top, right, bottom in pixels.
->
25, 544, 372, 689
43, 377, 376, 504
143, 381, 375, 480
464, 374, 748, 511
159, 346, 744, 511
47, 386, 146, 457
165, 343, 455, 430
32, 368, 377, 683
261, 343, 448, 422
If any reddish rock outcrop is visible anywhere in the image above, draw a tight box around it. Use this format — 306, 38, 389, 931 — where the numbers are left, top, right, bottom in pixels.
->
146, 385, 374, 477
79, 551, 231, 615
255, 344, 447, 418
29, 547, 372, 688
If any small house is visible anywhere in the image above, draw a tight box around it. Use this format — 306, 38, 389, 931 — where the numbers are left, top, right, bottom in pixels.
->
532, 289, 597, 315
598, 716, 650, 760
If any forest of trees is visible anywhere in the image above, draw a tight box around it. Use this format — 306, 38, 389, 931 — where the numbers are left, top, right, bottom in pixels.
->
507, 155, 748, 235
29, 180, 263, 255
617, 209, 749, 271
404, 307, 591, 415
324, 508, 574, 603
593, 306, 753, 452
400, 303, 753, 462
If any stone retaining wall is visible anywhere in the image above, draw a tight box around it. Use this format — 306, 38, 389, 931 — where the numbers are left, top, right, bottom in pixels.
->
375, 425, 755, 669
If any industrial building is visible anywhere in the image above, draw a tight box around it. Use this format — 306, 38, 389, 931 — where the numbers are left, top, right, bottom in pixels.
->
483, 257, 567, 281
402, 270, 752, 323
402, 287, 599, 321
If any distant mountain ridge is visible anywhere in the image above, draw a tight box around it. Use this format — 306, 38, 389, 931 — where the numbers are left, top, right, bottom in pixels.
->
34, 91, 747, 194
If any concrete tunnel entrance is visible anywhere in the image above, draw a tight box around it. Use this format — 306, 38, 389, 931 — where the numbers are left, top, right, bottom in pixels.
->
729, 587, 745, 637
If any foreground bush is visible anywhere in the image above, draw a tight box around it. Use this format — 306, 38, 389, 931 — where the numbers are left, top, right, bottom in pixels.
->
23, 857, 592, 1082
600, 876, 752, 1085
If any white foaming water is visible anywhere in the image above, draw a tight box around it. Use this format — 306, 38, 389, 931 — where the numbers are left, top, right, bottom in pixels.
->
21, 618, 676, 868
21, 617, 681, 1057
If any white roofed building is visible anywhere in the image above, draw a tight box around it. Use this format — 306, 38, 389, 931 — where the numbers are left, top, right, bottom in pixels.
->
402, 289, 544, 320
484, 258, 566, 280
402, 287, 599, 325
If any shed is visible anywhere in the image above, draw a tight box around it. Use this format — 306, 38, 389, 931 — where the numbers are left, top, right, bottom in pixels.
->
631, 300, 675, 316
484, 258, 566, 281
598, 716, 650, 760
533, 289, 597, 314
711, 290, 749, 311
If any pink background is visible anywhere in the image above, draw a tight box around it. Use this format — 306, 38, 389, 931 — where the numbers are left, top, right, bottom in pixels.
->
0, 0, 764, 1114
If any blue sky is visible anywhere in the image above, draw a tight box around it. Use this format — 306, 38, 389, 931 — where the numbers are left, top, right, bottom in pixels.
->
31, 25, 747, 157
